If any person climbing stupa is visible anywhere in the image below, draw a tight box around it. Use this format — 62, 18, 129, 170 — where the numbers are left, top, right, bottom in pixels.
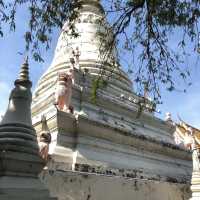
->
38, 115, 52, 162
54, 58, 75, 113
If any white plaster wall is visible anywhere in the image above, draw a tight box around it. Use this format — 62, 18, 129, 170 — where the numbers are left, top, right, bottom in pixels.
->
40, 170, 191, 200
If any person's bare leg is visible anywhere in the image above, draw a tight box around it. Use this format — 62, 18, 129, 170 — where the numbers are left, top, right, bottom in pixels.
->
58, 95, 65, 110
64, 89, 72, 113
63, 96, 69, 112
54, 92, 59, 105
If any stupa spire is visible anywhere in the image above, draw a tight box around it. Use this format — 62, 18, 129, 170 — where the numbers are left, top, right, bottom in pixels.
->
15, 56, 32, 88
34, 0, 133, 104
50, 0, 112, 68
1, 58, 32, 126
0, 57, 40, 170
18, 56, 29, 80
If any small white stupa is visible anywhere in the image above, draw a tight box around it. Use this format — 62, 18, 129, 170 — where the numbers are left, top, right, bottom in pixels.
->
0, 58, 57, 200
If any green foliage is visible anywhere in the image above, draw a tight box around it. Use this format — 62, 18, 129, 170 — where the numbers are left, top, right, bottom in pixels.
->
0, 0, 80, 61
105, 0, 199, 103
0, 0, 199, 103
91, 78, 108, 104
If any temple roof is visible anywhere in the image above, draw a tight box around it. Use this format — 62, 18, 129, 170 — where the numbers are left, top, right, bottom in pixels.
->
173, 118, 200, 148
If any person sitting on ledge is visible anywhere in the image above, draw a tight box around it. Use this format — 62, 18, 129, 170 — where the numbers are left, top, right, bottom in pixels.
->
38, 132, 51, 162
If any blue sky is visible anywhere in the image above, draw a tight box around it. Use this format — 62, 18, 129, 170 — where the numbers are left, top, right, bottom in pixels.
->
0, 4, 200, 128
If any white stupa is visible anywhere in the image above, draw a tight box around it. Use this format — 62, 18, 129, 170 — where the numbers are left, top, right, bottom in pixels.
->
32, 1, 192, 200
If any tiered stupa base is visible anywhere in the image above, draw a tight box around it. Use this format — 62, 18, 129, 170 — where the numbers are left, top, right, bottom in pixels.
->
190, 171, 200, 200
0, 176, 56, 200
0, 151, 55, 200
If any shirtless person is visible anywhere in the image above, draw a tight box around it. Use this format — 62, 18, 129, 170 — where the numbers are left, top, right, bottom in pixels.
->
38, 132, 51, 162
54, 67, 74, 112
64, 67, 74, 112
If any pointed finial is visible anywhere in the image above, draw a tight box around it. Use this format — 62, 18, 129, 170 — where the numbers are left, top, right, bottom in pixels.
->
19, 56, 29, 80
15, 56, 32, 87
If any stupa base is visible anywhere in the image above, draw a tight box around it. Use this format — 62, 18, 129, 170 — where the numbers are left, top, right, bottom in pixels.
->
0, 176, 56, 200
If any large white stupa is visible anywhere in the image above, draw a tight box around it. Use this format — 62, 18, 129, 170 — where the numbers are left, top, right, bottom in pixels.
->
32, 0, 192, 199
